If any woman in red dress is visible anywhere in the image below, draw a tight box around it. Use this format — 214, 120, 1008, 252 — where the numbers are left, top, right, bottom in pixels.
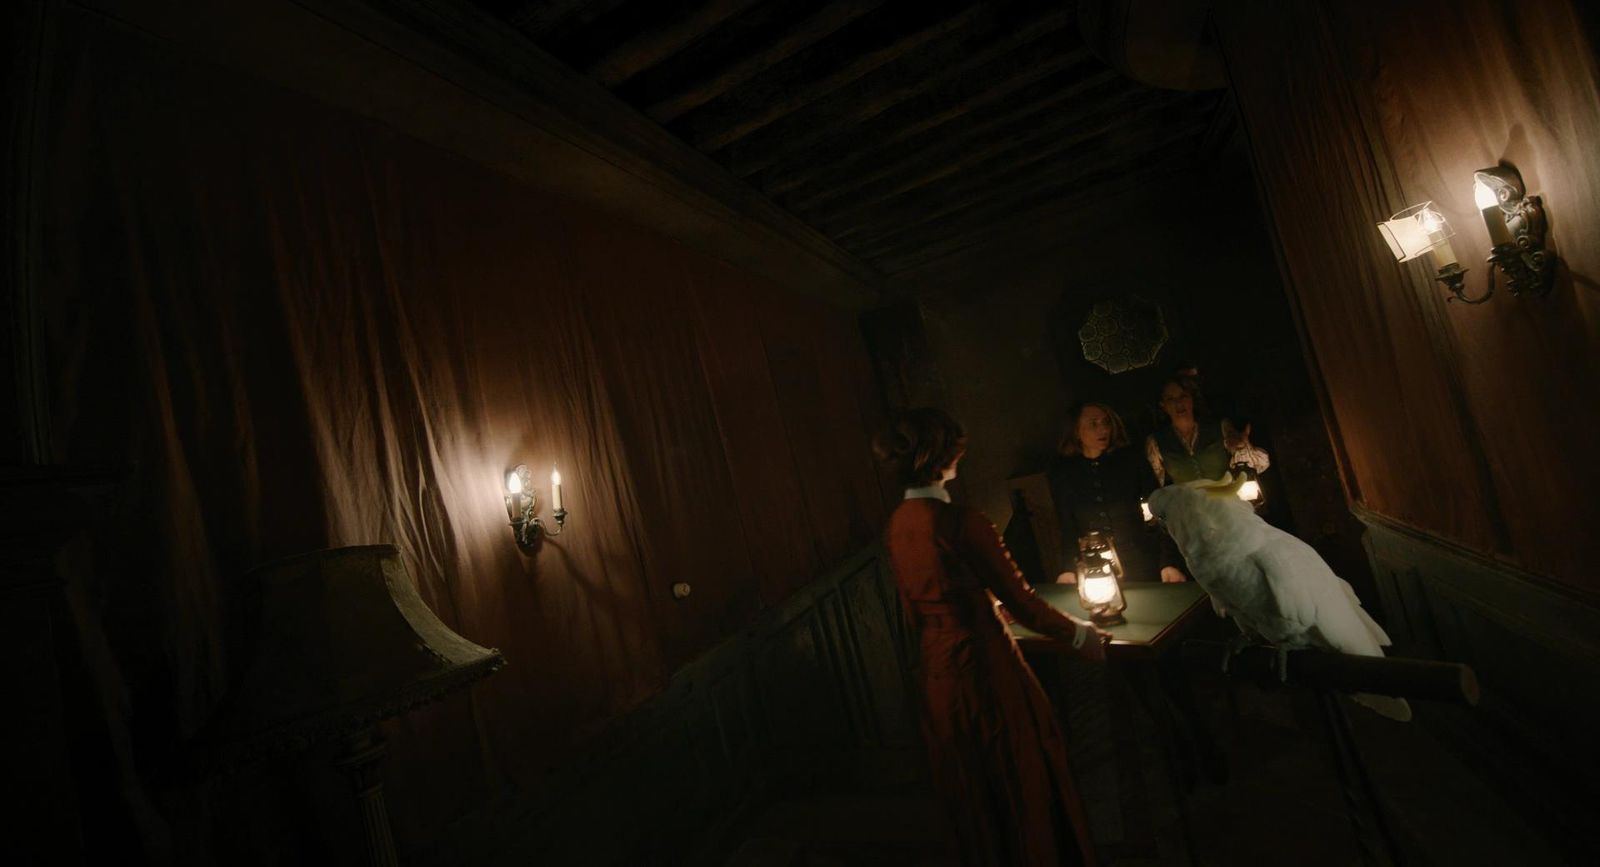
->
876, 408, 1106, 866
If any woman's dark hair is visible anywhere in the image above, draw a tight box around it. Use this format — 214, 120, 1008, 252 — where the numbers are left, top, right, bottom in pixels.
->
1158, 375, 1208, 418
873, 408, 968, 487
1157, 377, 1196, 408
1057, 401, 1130, 456
1158, 376, 1194, 397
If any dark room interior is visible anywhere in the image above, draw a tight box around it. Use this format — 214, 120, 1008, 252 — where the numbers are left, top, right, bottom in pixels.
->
5, 1, 1598, 865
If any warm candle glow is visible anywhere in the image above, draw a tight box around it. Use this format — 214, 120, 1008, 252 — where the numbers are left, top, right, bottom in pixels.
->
1473, 172, 1516, 246
506, 470, 522, 495
1081, 575, 1119, 605
1140, 499, 1153, 522
1237, 479, 1262, 502
551, 465, 564, 511
1474, 178, 1498, 209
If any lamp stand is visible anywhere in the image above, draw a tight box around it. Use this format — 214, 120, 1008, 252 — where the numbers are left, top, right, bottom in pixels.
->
334, 727, 399, 867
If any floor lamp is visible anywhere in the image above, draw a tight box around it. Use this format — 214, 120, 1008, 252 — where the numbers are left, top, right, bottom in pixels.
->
200, 545, 504, 866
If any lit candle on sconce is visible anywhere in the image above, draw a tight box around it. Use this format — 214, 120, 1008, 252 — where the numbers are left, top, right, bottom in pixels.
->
505, 467, 528, 522
503, 463, 569, 551
1474, 175, 1515, 246
1418, 208, 1458, 268
1469, 165, 1555, 299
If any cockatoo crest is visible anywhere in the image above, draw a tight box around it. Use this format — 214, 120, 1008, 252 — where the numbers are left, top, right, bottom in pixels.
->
1183, 471, 1246, 500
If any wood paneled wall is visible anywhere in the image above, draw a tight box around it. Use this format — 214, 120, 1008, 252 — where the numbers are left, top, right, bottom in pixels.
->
1215, 0, 1600, 592
1217, 1, 1600, 847
12, 5, 889, 864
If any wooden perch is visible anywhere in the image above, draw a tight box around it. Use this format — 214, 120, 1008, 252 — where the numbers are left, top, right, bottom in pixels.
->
1183, 640, 1480, 706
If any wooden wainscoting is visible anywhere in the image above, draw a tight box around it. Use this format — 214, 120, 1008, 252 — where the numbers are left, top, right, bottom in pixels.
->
416, 543, 921, 866
1359, 509, 1600, 859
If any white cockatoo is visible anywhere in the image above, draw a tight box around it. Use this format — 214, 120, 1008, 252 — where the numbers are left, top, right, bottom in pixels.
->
1148, 475, 1412, 722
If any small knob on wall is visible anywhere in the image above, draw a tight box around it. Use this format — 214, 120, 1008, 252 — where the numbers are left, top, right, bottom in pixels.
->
671, 582, 692, 600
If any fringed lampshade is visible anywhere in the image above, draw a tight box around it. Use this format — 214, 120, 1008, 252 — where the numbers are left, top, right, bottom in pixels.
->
200, 545, 504, 866
205, 545, 503, 764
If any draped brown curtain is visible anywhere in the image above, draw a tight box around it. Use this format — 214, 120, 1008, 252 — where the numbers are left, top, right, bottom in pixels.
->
36, 9, 886, 861
1216, 0, 1600, 590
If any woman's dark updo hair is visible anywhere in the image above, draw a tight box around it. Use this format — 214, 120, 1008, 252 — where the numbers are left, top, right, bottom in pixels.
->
873, 408, 967, 487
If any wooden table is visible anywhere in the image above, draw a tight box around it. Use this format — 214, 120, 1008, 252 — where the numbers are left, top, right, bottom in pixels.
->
1010, 581, 1211, 659
1010, 581, 1218, 864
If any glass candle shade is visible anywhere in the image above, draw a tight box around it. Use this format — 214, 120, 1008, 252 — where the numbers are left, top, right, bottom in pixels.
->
1378, 202, 1457, 263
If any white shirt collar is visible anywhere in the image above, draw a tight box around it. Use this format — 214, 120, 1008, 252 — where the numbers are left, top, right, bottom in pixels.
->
903, 485, 951, 503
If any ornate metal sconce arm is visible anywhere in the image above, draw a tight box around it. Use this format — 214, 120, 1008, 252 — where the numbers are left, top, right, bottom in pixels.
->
1485, 234, 1555, 299
1433, 262, 1491, 304
509, 496, 567, 550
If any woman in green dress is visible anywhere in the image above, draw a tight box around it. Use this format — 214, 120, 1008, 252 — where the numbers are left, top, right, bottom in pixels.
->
1145, 378, 1269, 486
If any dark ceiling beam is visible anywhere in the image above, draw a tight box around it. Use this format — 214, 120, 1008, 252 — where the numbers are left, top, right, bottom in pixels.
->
824, 124, 1150, 244
839, 125, 1208, 256
867, 164, 1182, 274
587, 0, 762, 88
845, 146, 1196, 264
686, 4, 988, 152
644, 0, 884, 124
781, 69, 1129, 212
505, 0, 592, 36
806, 99, 1171, 230
759, 63, 1120, 201
858, 162, 1182, 272
793, 86, 1178, 222
719, 8, 1079, 181
511, 0, 629, 43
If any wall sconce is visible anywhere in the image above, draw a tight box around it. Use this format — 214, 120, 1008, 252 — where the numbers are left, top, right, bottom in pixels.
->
1378, 202, 1480, 303
504, 464, 568, 550
1473, 165, 1555, 298
1230, 463, 1264, 509
1075, 531, 1127, 625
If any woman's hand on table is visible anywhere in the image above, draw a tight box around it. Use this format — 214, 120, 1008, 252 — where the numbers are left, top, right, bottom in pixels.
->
1160, 566, 1188, 583
1055, 571, 1077, 584
1074, 622, 1111, 662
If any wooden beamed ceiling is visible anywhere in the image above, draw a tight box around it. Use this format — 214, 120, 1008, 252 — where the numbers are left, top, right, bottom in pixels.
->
464, 0, 1225, 274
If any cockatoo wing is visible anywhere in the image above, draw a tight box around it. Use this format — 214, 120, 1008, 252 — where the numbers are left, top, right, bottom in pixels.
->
1251, 539, 1388, 657
1250, 540, 1411, 721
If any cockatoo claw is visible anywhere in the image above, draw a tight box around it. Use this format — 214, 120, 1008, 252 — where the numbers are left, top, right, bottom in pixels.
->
1221, 631, 1253, 675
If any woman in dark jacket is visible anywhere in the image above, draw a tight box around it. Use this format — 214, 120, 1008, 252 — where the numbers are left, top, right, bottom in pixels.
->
1048, 401, 1186, 584
878, 408, 1105, 866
